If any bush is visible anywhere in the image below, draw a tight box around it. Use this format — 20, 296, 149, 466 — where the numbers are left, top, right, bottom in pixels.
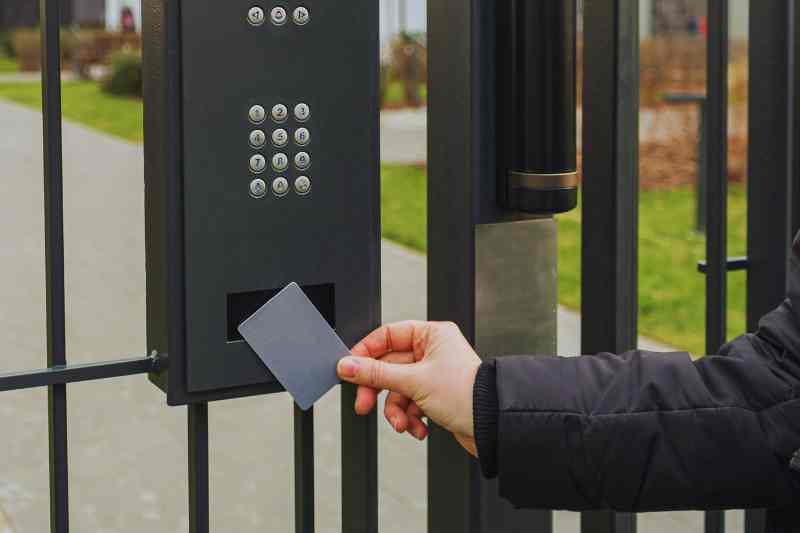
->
102, 51, 142, 97
9, 28, 78, 71
0, 31, 14, 57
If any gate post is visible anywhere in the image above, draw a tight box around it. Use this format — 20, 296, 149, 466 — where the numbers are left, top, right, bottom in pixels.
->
428, 1, 575, 531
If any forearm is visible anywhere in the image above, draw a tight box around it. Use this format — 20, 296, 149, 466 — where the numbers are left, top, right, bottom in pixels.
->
474, 317, 800, 511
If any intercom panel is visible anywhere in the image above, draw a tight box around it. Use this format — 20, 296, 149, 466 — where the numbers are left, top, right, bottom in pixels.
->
143, 0, 380, 404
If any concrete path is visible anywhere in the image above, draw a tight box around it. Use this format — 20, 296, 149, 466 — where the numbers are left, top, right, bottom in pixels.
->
0, 72, 76, 84
0, 99, 742, 532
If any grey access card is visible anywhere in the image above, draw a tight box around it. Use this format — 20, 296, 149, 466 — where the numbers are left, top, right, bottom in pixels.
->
237, 283, 349, 411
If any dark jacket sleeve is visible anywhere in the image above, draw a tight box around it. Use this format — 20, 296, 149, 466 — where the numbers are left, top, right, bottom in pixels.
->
474, 237, 800, 512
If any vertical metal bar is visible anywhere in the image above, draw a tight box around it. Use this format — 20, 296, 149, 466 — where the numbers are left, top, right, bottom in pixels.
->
746, 3, 793, 532
581, 2, 639, 533
188, 403, 209, 533
791, 1, 800, 238
697, 101, 708, 233
40, 0, 69, 530
703, 4, 729, 531
294, 406, 314, 533
341, 385, 377, 533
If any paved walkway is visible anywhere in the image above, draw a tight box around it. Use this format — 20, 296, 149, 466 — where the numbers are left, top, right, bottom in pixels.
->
0, 99, 741, 532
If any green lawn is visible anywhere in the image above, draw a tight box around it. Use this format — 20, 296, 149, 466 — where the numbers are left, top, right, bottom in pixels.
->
0, 55, 17, 73
0, 81, 143, 142
0, 79, 747, 354
382, 168, 747, 355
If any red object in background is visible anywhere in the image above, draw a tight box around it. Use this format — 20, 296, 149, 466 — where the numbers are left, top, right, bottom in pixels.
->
700, 16, 708, 37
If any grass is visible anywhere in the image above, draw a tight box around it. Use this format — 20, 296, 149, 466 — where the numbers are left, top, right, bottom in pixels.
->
0, 79, 747, 354
0, 55, 17, 73
0, 81, 143, 142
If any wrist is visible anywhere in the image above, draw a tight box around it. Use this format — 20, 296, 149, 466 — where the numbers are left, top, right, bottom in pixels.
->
472, 359, 499, 478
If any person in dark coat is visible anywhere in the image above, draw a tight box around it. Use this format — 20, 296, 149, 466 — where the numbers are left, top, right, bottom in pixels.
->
337, 233, 800, 521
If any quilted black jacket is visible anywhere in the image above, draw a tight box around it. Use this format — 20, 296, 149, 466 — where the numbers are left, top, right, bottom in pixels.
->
474, 234, 800, 525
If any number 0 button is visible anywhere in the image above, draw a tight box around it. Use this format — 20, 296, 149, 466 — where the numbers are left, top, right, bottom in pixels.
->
272, 177, 289, 196
272, 153, 289, 172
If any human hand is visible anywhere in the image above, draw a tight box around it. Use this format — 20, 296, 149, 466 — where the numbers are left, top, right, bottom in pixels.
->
337, 321, 482, 456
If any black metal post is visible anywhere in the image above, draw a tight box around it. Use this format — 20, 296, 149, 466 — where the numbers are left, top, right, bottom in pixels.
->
294, 406, 315, 533
703, 3, 729, 532
791, 1, 800, 238
747, 2, 794, 532
40, 0, 69, 530
341, 385, 378, 533
188, 403, 209, 533
581, 2, 639, 533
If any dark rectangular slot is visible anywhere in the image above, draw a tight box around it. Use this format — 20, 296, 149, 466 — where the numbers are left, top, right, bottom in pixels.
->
226, 284, 336, 342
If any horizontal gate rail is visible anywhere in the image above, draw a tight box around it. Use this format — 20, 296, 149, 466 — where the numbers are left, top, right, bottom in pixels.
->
697, 257, 748, 274
0, 357, 158, 392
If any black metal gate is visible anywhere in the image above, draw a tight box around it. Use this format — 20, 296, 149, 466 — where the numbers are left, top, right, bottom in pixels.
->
0, 1, 798, 533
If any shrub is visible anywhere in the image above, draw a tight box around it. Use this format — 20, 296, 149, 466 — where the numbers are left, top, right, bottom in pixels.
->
9, 28, 78, 71
0, 31, 13, 58
102, 50, 142, 97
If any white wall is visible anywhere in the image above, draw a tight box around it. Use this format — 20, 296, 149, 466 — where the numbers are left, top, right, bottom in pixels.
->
105, 0, 142, 32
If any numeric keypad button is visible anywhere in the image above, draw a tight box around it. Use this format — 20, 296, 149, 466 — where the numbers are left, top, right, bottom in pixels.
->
272, 153, 289, 172
272, 128, 288, 147
249, 154, 267, 173
293, 6, 310, 25
294, 176, 311, 195
294, 103, 311, 122
272, 177, 289, 196
249, 129, 266, 148
272, 104, 288, 123
294, 151, 311, 170
294, 127, 310, 146
248, 105, 266, 124
247, 6, 265, 26
271, 6, 288, 25
250, 178, 267, 198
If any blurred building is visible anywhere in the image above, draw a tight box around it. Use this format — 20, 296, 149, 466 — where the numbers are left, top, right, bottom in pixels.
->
0, 0, 140, 32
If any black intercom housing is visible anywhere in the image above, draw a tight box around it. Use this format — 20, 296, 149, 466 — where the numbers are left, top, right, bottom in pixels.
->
497, 0, 578, 215
143, 0, 380, 405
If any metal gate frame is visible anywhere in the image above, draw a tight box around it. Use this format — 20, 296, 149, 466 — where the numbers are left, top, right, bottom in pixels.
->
1, 1, 799, 533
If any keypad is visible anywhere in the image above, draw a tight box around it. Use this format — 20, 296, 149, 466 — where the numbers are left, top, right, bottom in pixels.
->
247, 101, 314, 199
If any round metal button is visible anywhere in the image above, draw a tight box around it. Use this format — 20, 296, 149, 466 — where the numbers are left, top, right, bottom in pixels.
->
272, 128, 288, 147
294, 127, 310, 146
294, 176, 311, 195
250, 178, 267, 198
272, 153, 289, 172
272, 104, 288, 123
271, 6, 288, 25
294, 151, 311, 170
294, 102, 311, 122
249, 129, 266, 148
247, 6, 265, 26
248, 105, 266, 124
272, 177, 289, 196
293, 6, 310, 25
250, 154, 267, 173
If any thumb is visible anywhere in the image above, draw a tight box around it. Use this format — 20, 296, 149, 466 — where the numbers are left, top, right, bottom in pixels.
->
337, 356, 418, 398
